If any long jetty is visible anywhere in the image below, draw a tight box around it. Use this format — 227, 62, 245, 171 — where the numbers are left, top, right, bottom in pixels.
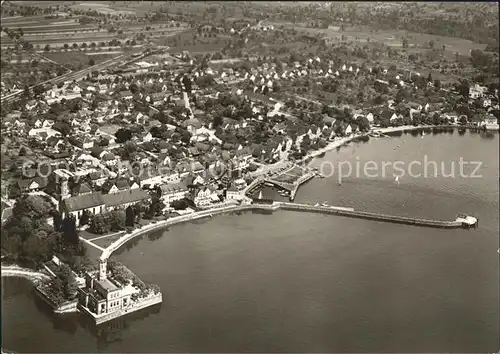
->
277, 202, 471, 229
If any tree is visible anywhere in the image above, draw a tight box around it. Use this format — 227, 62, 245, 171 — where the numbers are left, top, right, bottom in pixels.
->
62, 215, 78, 245
212, 115, 223, 127
63, 43, 69, 50
88, 58, 95, 66
428, 40, 435, 49
57, 263, 77, 299
22, 236, 50, 268
427, 72, 433, 83
115, 128, 133, 143
18, 147, 27, 156
110, 210, 126, 231
180, 130, 192, 145
433, 79, 441, 89
72, 43, 78, 49
457, 80, 470, 99
402, 38, 408, 49
53, 212, 63, 231
53, 121, 71, 136
79, 210, 90, 226
44, 44, 50, 52
81, 42, 88, 49
125, 205, 135, 227
129, 82, 139, 94
171, 198, 188, 210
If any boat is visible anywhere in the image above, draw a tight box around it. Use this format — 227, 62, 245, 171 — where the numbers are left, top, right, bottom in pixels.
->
258, 190, 263, 199
318, 151, 326, 158
395, 175, 399, 184
321, 201, 329, 207
314, 203, 320, 207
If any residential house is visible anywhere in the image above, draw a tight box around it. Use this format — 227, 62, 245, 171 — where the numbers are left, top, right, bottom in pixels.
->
159, 182, 188, 204
192, 185, 218, 207
71, 183, 93, 197
345, 124, 353, 136
443, 112, 459, 124
119, 91, 133, 100
101, 179, 131, 194
17, 177, 48, 193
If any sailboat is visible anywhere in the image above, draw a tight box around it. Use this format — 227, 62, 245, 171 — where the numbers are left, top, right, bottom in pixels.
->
395, 175, 400, 184
421, 131, 426, 138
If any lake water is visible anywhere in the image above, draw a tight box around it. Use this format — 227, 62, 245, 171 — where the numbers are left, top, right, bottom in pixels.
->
2, 129, 499, 352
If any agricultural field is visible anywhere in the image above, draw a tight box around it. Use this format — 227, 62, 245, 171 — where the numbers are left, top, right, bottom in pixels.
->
69, 2, 136, 16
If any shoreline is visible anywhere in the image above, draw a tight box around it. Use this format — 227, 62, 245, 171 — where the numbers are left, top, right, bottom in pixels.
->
298, 125, 457, 164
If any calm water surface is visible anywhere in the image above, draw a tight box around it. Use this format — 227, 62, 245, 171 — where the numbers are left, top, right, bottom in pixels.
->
2, 130, 499, 352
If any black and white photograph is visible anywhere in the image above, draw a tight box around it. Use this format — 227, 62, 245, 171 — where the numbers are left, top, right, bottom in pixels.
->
0, 1, 499, 353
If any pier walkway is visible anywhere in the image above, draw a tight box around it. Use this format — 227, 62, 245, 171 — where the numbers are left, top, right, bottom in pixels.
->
276, 202, 475, 229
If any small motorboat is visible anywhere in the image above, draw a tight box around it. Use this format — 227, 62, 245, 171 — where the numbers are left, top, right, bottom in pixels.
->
314, 203, 320, 207
321, 201, 329, 207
